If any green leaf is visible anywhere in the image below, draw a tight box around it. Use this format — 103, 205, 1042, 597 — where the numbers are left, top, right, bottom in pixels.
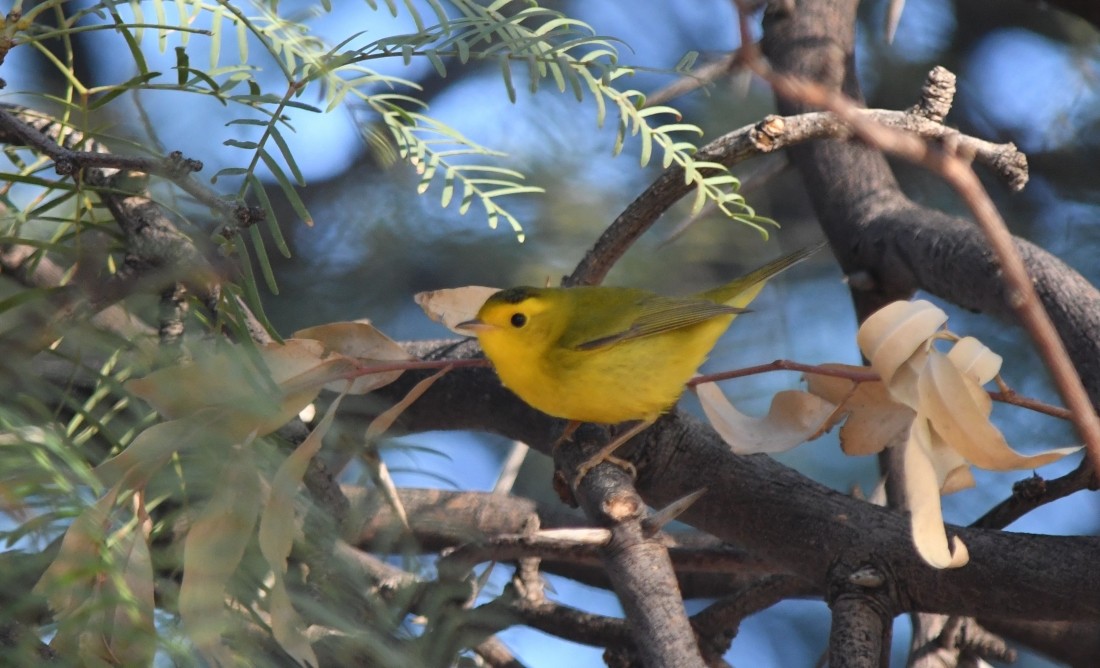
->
499, 55, 516, 102
248, 225, 279, 295
88, 72, 161, 110
209, 5, 224, 69
268, 126, 306, 186
675, 50, 699, 72
258, 153, 313, 228
426, 49, 447, 77
174, 46, 190, 86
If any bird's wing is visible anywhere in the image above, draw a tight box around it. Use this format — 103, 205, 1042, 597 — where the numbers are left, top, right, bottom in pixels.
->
570, 295, 744, 351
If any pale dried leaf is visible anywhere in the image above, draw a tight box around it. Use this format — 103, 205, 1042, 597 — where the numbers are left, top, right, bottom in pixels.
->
924, 425, 975, 495
95, 409, 242, 489
804, 369, 915, 456
364, 366, 452, 530
127, 340, 337, 432
366, 366, 451, 441
885, 348, 930, 409
257, 392, 346, 668
415, 286, 500, 334
919, 354, 1079, 471
857, 300, 947, 386
947, 336, 1002, 384
34, 486, 119, 614
76, 633, 114, 668
180, 447, 262, 662
269, 583, 318, 668
293, 321, 411, 394
260, 391, 347, 570
126, 340, 319, 417
903, 420, 970, 569
697, 383, 835, 454
103, 528, 156, 667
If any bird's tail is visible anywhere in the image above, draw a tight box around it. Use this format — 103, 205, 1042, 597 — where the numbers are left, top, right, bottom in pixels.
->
698, 241, 828, 308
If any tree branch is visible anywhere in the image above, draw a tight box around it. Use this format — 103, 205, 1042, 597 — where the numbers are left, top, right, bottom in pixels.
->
566, 103, 1027, 288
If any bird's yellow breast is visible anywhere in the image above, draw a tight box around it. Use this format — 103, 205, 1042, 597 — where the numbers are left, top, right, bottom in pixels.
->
480, 313, 733, 424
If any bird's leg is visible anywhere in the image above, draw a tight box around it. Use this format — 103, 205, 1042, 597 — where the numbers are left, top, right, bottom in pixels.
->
573, 418, 655, 489
551, 420, 582, 455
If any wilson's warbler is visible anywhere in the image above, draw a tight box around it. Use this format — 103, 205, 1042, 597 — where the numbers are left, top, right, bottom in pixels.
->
458, 242, 824, 482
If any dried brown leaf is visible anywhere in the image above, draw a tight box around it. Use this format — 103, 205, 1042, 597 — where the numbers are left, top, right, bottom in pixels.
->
415, 286, 499, 334
34, 486, 119, 615
804, 368, 915, 456
257, 393, 347, 668
919, 354, 1079, 471
903, 420, 970, 569
293, 321, 411, 394
364, 366, 452, 530
697, 383, 835, 454
180, 445, 262, 664
101, 528, 156, 667
857, 299, 946, 387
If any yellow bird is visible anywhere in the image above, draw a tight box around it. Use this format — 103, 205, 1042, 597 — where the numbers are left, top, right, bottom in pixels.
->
458, 242, 824, 483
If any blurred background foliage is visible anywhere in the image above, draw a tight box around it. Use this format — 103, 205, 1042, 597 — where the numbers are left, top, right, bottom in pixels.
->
2, 0, 1099, 665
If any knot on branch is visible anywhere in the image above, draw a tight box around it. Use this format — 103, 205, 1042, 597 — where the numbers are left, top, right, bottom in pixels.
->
53, 158, 76, 176
750, 114, 787, 152
232, 204, 266, 230
164, 150, 203, 177
827, 557, 898, 618
1010, 472, 1047, 500
914, 66, 957, 123
991, 143, 1029, 192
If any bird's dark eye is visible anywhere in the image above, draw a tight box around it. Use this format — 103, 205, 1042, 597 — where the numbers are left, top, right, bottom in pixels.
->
510, 313, 527, 328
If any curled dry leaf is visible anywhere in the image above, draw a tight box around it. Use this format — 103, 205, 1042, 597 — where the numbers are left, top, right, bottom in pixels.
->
696, 382, 835, 454
903, 420, 970, 569
293, 320, 412, 394
918, 353, 1079, 471
856, 299, 946, 387
842, 299, 1081, 569
415, 286, 500, 334
804, 367, 915, 456
946, 336, 1001, 384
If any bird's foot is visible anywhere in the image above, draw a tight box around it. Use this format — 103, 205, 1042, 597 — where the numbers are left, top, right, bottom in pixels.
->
571, 419, 653, 489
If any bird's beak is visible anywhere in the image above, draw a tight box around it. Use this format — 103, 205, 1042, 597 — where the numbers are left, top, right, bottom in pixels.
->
456, 318, 493, 333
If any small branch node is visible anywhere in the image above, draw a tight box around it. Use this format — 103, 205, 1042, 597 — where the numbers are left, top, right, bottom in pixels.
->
913, 66, 957, 123
165, 150, 203, 176
1010, 473, 1046, 501
601, 491, 643, 523
54, 158, 76, 176
750, 114, 787, 152
847, 565, 885, 588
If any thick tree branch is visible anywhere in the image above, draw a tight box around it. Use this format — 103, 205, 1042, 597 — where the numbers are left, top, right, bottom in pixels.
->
363, 356, 1100, 623
557, 435, 707, 667
566, 104, 1027, 288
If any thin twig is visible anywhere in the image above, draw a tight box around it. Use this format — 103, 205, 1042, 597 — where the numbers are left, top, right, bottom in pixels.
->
689, 359, 1073, 421
971, 460, 1097, 530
